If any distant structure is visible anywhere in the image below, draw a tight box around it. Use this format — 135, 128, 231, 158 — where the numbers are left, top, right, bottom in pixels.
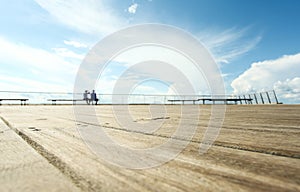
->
167, 90, 281, 105
237, 90, 280, 105
0, 90, 281, 105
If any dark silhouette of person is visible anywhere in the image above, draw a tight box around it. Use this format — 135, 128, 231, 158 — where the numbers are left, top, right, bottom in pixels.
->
91, 90, 99, 105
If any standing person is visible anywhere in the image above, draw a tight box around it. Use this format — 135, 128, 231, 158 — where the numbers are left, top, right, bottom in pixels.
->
83, 90, 90, 104
91, 90, 99, 105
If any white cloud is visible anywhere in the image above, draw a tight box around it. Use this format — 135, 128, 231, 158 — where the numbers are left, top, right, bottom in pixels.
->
108, 45, 210, 94
0, 74, 76, 104
52, 47, 85, 60
96, 76, 117, 94
274, 78, 300, 103
0, 75, 72, 93
0, 37, 79, 92
198, 27, 261, 64
0, 37, 76, 72
64, 40, 88, 48
132, 85, 165, 94
231, 53, 300, 103
34, 0, 126, 35
128, 3, 138, 14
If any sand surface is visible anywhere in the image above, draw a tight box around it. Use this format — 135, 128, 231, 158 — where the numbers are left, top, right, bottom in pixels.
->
0, 105, 299, 191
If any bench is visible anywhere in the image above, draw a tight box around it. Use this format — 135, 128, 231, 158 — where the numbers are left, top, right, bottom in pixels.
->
168, 98, 253, 105
168, 99, 199, 105
0, 99, 29, 105
198, 98, 253, 105
48, 99, 84, 105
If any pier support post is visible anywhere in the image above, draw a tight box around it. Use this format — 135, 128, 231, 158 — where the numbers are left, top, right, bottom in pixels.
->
273, 90, 279, 104
266, 92, 271, 104
260, 93, 264, 104
254, 94, 258, 104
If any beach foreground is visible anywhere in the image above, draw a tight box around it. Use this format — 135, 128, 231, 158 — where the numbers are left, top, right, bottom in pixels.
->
0, 105, 299, 191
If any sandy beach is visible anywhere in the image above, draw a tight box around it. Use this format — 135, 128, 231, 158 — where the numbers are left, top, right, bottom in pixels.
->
0, 105, 299, 191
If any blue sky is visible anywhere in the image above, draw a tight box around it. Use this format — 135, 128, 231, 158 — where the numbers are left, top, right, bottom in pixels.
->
0, 0, 300, 103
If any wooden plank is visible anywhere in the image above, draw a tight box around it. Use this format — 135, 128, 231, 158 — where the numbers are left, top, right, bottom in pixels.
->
0, 105, 299, 191
0, 117, 80, 192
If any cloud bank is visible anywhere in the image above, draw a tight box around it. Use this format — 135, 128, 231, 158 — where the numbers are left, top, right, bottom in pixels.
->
0, 37, 79, 92
231, 53, 300, 103
34, 0, 125, 35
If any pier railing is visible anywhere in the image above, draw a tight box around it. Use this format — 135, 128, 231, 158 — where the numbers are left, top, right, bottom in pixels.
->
0, 90, 280, 105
